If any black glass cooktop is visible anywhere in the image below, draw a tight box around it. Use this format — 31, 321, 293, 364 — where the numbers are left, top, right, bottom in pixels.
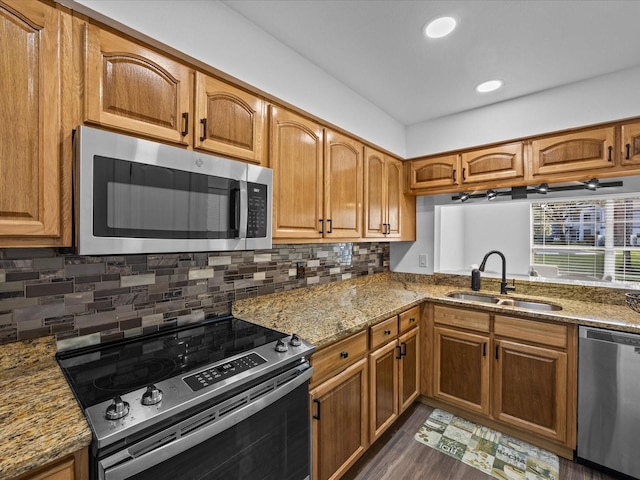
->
56, 316, 286, 408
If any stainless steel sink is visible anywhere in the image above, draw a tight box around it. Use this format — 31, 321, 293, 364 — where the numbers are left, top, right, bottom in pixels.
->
446, 292, 562, 311
446, 292, 499, 303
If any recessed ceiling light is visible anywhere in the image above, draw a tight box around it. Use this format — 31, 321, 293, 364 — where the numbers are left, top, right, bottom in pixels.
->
424, 16, 457, 39
475, 79, 504, 93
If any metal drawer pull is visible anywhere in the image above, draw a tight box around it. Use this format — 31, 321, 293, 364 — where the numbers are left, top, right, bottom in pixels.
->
200, 118, 207, 141
313, 399, 321, 420
384, 329, 391, 335
181, 112, 189, 136
340, 351, 348, 359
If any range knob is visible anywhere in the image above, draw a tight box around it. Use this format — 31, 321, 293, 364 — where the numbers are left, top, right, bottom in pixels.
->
141, 385, 163, 406
289, 334, 302, 347
105, 396, 130, 420
275, 339, 288, 352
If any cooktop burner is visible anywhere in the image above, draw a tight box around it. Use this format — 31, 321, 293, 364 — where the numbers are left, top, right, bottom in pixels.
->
57, 315, 287, 408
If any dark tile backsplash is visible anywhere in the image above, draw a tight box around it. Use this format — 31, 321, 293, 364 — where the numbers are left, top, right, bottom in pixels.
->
0, 242, 389, 347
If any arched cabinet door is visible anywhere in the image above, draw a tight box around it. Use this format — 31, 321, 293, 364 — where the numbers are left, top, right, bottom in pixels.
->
195, 72, 266, 164
460, 142, 524, 185
84, 23, 191, 145
408, 155, 459, 190
0, 0, 70, 245
621, 121, 640, 166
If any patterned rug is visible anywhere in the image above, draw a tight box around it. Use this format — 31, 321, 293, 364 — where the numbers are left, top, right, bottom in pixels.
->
414, 409, 560, 480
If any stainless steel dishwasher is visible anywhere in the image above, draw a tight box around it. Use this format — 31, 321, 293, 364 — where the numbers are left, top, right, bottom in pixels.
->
578, 326, 640, 478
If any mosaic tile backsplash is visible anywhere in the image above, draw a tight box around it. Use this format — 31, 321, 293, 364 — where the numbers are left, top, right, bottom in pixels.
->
0, 242, 389, 348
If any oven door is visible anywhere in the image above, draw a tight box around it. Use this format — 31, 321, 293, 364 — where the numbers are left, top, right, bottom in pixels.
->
98, 365, 312, 480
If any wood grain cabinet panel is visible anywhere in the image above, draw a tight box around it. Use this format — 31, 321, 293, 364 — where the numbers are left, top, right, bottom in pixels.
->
433, 326, 490, 415
408, 155, 459, 190
270, 106, 324, 239
12, 448, 88, 480
621, 121, 640, 166
310, 357, 368, 480
460, 142, 524, 184
84, 24, 191, 144
398, 326, 420, 412
369, 340, 399, 442
194, 72, 266, 164
364, 147, 404, 239
530, 127, 615, 178
493, 339, 567, 442
0, 0, 70, 245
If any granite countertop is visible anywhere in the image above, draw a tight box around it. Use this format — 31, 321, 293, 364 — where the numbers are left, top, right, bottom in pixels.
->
0, 336, 92, 480
233, 272, 640, 349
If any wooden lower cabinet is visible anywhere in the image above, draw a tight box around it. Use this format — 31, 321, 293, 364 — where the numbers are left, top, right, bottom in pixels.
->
493, 339, 568, 443
398, 327, 420, 412
426, 304, 577, 455
433, 326, 490, 416
310, 357, 368, 480
12, 448, 88, 480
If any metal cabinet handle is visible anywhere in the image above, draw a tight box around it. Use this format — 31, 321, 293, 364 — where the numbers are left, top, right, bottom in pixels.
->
181, 112, 189, 136
200, 118, 207, 141
452, 169, 457, 182
495, 345, 499, 360
327, 219, 332, 234
396, 345, 402, 359
483, 343, 487, 357
627, 143, 631, 160
340, 351, 348, 359
384, 329, 391, 335
400, 342, 407, 357
462, 167, 466, 180
319, 219, 324, 234
608, 145, 613, 162
409, 317, 415, 323
313, 399, 321, 420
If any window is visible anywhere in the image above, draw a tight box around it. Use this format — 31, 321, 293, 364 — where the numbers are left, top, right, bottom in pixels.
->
531, 197, 640, 283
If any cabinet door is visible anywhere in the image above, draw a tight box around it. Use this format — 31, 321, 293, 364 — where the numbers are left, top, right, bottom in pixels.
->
270, 107, 324, 239
84, 24, 191, 144
310, 357, 368, 480
369, 340, 399, 443
408, 155, 459, 190
399, 326, 420, 413
493, 339, 567, 442
194, 72, 266, 164
460, 142, 524, 184
324, 130, 363, 239
363, 147, 387, 238
0, 0, 66, 242
433, 326, 490, 415
385, 157, 403, 238
530, 127, 615, 178
621, 121, 640, 166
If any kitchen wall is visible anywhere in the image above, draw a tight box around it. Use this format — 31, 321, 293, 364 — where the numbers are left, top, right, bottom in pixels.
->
0, 242, 389, 347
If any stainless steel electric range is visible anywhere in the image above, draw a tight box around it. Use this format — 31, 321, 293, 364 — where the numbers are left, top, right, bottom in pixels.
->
56, 315, 314, 480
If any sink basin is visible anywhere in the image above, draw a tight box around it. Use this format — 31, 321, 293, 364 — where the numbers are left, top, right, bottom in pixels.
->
446, 292, 499, 303
446, 292, 562, 311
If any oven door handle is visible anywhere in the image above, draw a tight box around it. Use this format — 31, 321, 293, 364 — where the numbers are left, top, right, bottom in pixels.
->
100, 366, 312, 480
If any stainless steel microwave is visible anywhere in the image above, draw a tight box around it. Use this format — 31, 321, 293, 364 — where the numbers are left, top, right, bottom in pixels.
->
74, 126, 272, 255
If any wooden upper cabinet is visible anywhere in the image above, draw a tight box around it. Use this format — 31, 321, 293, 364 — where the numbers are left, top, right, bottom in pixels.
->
194, 73, 266, 164
408, 155, 459, 190
364, 147, 403, 239
530, 126, 616, 178
461, 142, 524, 184
270, 106, 324, 239
324, 130, 363, 239
621, 121, 640, 166
0, 0, 69, 245
84, 24, 191, 144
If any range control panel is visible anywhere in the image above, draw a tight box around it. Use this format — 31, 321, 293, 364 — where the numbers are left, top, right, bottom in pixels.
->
183, 352, 267, 392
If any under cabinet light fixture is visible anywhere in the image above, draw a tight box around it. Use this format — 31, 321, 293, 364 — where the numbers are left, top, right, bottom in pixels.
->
451, 179, 623, 202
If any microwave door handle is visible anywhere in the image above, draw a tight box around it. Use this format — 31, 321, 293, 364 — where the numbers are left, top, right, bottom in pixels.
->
237, 180, 248, 239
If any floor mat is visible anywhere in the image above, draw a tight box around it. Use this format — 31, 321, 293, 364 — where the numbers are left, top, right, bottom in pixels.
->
414, 408, 559, 480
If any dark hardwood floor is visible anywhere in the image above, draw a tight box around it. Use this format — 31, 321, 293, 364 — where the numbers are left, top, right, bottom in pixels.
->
342, 403, 617, 480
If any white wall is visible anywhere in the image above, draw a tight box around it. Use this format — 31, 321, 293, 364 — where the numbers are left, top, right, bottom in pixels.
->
406, 66, 640, 157
66, 0, 406, 157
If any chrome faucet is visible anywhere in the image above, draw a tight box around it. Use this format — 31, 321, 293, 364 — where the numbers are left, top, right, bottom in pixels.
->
479, 250, 516, 295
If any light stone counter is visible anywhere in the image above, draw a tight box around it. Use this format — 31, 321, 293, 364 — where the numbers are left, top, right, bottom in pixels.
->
0, 336, 91, 480
233, 272, 640, 348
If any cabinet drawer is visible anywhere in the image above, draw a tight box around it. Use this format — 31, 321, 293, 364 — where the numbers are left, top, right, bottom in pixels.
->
399, 305, 420, 333
434, 305, 490, 332
370, 316, 399, 349
494, 315, 567, 348
311, 330, 368, 383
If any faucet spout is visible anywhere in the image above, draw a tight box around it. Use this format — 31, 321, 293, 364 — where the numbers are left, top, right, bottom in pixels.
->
479, 250, 515, 295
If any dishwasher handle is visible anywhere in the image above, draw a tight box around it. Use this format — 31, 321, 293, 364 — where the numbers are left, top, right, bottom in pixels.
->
580, 326, 640, 348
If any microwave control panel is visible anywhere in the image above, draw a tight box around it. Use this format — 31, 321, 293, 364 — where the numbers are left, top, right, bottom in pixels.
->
247, 183, 268, 238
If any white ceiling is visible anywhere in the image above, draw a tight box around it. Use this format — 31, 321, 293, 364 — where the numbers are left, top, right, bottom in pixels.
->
222, 0, 640, 127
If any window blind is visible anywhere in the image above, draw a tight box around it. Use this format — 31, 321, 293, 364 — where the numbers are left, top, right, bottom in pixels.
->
531, 198, 640, 283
